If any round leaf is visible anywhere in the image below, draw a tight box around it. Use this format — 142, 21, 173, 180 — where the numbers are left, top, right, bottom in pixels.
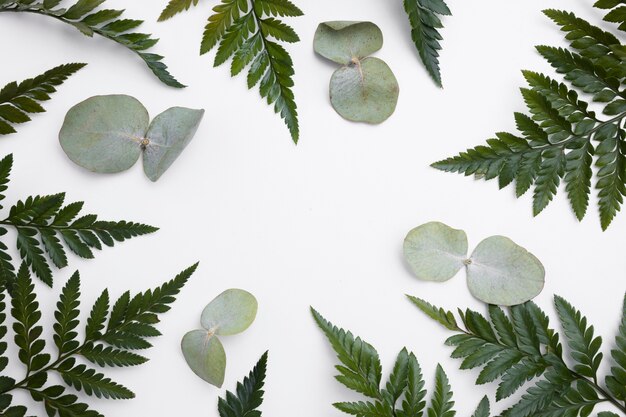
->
314, 21, 383, 64
181, 330, 226, 387
59, 95, 148, 173
330, 57, 399, 124
403, 222, 468, 282
143, 107, 205, 182
466, 236, 545, 306
201, 289, 258, 336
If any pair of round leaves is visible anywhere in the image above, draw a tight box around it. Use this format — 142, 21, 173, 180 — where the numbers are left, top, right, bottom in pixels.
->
314, 21, 399, 124
403, 222, 545, 306
181, 289, 257, 388
59, 95, 204, 182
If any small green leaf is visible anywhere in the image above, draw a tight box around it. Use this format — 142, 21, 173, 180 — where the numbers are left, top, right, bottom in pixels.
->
466, 236, 545, 306
200, 289, 258, 335
59, 95, 147, 174
143, 107, 204, 182
330, 57, 399, 124
314, 21, 383, 65
181, 329, 226, 387
403, 222, 468, 282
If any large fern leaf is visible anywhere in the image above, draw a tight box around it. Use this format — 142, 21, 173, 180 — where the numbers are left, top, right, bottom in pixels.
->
432, 6, 626, 230
217, 351, 267, 417
0, 0, 183, 88
0, 263, 196, 416
312, 308, 490, 417
403, 0, 451, 87
158, 0, 302, 143
0, 63, 85, 136
411, 294, 626, 417
0, 154, 158, 287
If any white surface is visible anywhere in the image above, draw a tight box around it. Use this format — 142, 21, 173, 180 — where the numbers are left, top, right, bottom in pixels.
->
0, 0, 624, 415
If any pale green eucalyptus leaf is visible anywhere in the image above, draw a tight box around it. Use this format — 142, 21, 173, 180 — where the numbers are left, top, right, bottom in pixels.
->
201, 289, 258, 336
403, 221, 468, 282
143, 107, 204, 182
330, 57, 399, 124
59, 95, 147, 174
314, 21, 383, 65
466, 236, 545, 306
181, 329, 226, 387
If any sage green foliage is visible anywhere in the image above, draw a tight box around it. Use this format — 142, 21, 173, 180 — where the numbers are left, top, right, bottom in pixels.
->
432, 4, 626, 230
181, 289, 258, 387
158, 0, 303, 143
0, 0, 183, 88
217, 351, 267, 417
0, 262, 197, 417
0, 63, 85, 136
409, 293, 626, 417
403, 0, 451, 87
311, 307, 490, 417
59, 95, 204, 182
0, 154, 157, 288
403, 222, 545, 306
314, 22, 399, 124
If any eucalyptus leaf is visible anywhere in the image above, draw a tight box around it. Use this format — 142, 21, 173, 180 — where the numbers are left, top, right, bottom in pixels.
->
59, 95, 147, 173
403, 221, 467, 282
313, 21, 383, 65
403, 222, 545, 305
330, 57, 399, 124
466, 236, 545, 306
181, 329, 226, 387
201, 289, 258, 336
59, 95, 203, 181
143, 107, 205, 182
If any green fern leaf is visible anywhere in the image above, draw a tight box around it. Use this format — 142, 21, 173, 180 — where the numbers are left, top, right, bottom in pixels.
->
432, 4, 626, 229
382, 349, 410, 406
58, 360, 134, 399
311, 308, 382, 399
554, 296, 603, 380
0, 1, 183, 88
28, 385, 102, 417
80, 343, 147, 367
471, 397, 490, 417
407, 296, 460, 331
0, 64, 85, 136
606, 294, 626, 400
403, 0, 451, 87
166, 0, 302, 143
53, 272, 81, 356
335, 400, 393, 417
158, 0, 200, 21
10, 264, 51, 373
399, 353, 427, 417
595, 0, 626, 32
218, 351, 267, 417
427, 364, 455, 417
0, 162, 158, 286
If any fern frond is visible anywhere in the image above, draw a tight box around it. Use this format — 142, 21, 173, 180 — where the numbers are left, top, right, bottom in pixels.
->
311, 307, 382, 399
313, 309, 490, 417
403, 0, 451, 87
0, 63, 85, 136
0, 264, 196, 415
0, 154, 158, 286
0, 1, 183, 88
161, 0, 302, 143
595, 0, 626, 32
218, 351, 267, 417
432, 4, 626, 229
606, 294, 626, 400
158, 0, 200, 21
412, 294, 626, 417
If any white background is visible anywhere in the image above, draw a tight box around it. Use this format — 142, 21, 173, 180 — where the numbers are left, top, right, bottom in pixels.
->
1, 0, 625, 415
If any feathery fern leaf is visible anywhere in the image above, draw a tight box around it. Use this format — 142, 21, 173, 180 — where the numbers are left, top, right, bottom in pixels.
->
0, 263, 196, 416
0, 154, 158, 287
595, 0, 626, 32
411, 294, 626, 417
312, 308, 490, 417
403, 0, 451, 87
0, 63, 85, 136
158, 0, 302, 143
217, 351, 267, 417
606, 294, 626, 400
0, 1, 183, 88
432, 5, 626, 230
